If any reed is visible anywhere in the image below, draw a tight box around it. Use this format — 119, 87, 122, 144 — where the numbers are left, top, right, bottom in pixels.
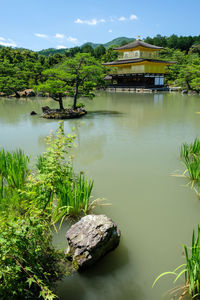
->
153, 226, 200, 299
184, 226, 200, 297
55, 173, 94, 219
180, 139, 200, 181
0, 148, 30, 199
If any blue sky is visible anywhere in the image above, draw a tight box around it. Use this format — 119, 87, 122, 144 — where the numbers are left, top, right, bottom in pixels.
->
0, 0, 199, 50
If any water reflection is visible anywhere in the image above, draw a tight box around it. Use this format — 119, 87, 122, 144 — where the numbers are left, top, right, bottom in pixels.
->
154, 93, 163, 105
56, 242, 145, 300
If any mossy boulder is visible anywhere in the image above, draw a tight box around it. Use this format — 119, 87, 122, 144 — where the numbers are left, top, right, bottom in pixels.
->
66, 214, 121, 269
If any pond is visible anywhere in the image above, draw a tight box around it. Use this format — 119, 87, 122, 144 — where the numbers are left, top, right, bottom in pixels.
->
1, 92, 200, 300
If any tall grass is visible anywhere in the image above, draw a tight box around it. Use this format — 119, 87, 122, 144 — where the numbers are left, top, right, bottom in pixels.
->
0, 148, 30, 200
153, 226, 200, 299
180, 138, 200, 181
0, 123, 96, 222
55, 173, 94, 220
184, 226, 200, 297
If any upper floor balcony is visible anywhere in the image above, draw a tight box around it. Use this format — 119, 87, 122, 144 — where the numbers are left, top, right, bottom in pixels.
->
118, 50, 159, 60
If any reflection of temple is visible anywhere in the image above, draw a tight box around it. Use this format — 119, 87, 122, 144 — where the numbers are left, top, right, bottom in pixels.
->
103, 39, 175, 89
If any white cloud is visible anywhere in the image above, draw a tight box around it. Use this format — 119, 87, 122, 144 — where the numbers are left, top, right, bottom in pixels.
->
130, 14, 138, 20
34, 33, 48, 38
55, 33, 65, 39
66, 36, 78, 43
108, 29, 112, 33
0, 37, 17, 47
118, 16, 126, 21
74, 18, 105, 25
56, 45, 67, 49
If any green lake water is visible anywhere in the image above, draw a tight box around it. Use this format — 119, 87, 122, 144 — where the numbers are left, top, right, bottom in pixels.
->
1, 92, 200, 300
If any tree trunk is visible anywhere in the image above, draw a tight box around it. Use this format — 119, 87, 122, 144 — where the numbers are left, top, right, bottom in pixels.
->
58, 94, 64, 110
186, 80, 191, 90
73, 81, 79, 110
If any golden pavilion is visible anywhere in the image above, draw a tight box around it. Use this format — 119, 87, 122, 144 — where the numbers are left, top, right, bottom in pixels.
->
103, 39, 175, 88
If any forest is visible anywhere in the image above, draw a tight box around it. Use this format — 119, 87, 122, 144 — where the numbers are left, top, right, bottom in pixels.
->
0, 34, 200, 96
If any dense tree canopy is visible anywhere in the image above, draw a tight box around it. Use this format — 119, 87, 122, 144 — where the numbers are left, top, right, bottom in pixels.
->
144, 34, 200, 53
37, 53, 105, 110
1, 34, 200, 95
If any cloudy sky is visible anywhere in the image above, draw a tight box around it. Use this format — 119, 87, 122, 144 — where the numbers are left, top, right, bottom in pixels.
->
0, 0, 199, 50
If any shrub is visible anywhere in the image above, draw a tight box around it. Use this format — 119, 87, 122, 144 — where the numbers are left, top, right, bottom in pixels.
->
0, 208, 66, 300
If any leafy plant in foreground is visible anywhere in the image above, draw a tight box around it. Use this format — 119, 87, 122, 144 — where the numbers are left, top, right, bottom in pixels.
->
153, 226, 200, 299
28, 121, 95, 222
0, 208, 66, 300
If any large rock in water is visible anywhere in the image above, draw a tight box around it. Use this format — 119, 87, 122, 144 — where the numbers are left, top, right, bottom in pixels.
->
66, 214, 121, 269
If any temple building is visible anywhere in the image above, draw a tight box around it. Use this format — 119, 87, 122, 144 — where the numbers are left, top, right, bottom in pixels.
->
103, 39, 175, 89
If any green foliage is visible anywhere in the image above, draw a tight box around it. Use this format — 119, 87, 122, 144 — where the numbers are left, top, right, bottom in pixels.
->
0, 122, 97, 299
177, 55, 200, 91
153, 226, 200, 299
37, 53, 105, 110
81, 44, 94, 56
0, 209, 65, 300
0, 148, 30, 208
27, 121, 95, 221
160, 48, 200, 90
94, 45, 106, 59
76, 102, 85, 108
180, 139, 200, 181
144, 34, 200, 52
0, 47, 64, 96
55, 173, 94, 219
101, 46, 118, 63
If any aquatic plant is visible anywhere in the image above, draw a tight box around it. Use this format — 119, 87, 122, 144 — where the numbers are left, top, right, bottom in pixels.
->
0, 123, 99, 299
55, 173, 94, 219
180, 138, 200, 181
153, 226, 200, 299
28, 121, 95, 221
0, 148, 30, 201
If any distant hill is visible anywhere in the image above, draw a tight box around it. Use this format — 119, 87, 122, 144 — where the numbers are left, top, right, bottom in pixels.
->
38, 48, 67, 56
37, 37, 135, 56
0, 37, 135, 56
104, 37, 135, 48
81, 37, 135, 50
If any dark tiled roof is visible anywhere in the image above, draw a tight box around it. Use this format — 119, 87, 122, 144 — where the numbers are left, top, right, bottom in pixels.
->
114, 40, 163, 50
103, 58, 175, 66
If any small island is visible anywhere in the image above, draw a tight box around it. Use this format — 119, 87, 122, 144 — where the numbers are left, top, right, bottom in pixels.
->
37, 53, 105, 119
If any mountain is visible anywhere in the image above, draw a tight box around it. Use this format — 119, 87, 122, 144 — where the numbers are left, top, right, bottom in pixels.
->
104, 37, 135, 48
81, 37, 135, 50
38, 37, 135, 56
0, 37, 135, 56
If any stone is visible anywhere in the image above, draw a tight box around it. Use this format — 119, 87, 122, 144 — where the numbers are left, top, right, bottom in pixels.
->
18, 89, 36, 97
42, 106, 50, 113
181, 89, 188, 94
188, 90, 198, 95
30, 111, 37, 115
66, 214, 121, 269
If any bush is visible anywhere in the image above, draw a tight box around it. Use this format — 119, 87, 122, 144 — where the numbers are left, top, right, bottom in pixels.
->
0, 208, 66, 300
